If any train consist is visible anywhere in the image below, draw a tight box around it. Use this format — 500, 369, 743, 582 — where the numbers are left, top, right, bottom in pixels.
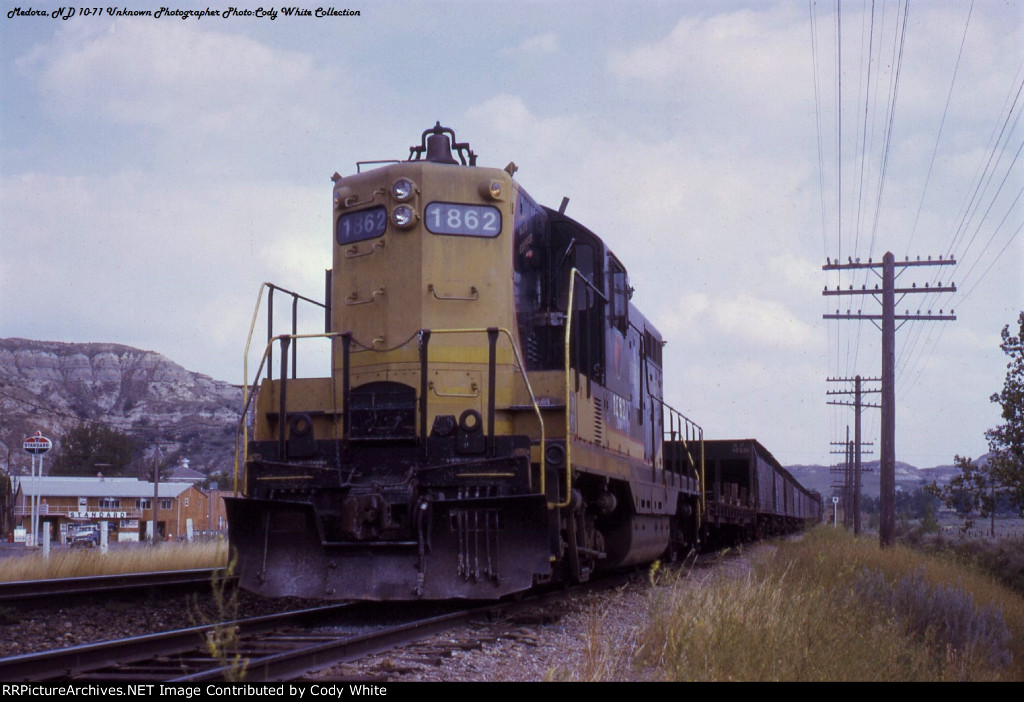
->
225, 123, 821, 601
699, 439, 822, 548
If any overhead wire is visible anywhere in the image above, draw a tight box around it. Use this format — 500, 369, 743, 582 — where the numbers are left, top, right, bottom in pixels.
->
897, 68, 1024, 393
904, 0, 975, 255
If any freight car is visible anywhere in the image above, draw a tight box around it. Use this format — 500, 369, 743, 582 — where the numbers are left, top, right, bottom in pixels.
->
695, 439, 823, 547
225, 123, 817, 601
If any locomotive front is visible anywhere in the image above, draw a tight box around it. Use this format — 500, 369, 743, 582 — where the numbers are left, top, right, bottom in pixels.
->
226, 124, 558, 600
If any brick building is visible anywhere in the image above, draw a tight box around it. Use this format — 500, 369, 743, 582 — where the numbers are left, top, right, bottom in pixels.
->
12, 476, 231, 544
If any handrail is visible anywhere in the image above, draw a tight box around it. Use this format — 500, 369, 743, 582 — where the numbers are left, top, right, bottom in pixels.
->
651, 394, 705, 518
345, 240, 385, 258
344, 288, 385, 306
428, 381, 479, 398
237, 283, 330, 495
428, 284, 479, 301
424, 327, 546, 500
560, 268, 706, 519
560, 268, 605, 510
236, 331, 343, 495
235, 326, 546, 499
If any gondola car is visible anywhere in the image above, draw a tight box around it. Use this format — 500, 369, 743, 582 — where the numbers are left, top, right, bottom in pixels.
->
696, 439, 823, 547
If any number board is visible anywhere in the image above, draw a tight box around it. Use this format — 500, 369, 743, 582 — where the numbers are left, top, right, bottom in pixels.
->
337, 206, 387, 245
425, 202, 501, 237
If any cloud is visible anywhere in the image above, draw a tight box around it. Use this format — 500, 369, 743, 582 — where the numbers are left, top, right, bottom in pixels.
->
608, 6, 812, 118
503, 32, 558, 56
0, 169, 326, 381
30, 20, 320, 133
656, 292, 819, 352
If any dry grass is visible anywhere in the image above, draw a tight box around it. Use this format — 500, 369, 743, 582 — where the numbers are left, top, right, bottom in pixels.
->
0, 540, 229, 582
570, 528, 1024, 681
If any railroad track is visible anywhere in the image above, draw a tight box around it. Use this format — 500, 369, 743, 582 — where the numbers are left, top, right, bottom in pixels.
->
0, 574, 634, 681
0, 569, 231, 606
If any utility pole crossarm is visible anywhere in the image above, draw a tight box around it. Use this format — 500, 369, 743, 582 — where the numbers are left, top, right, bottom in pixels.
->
824, 312, 957, 321
823, 285, 957, 296
822, 256, 956, 271
827, 400, 881, 408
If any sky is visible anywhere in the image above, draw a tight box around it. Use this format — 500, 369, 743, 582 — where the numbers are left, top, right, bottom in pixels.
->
1, 0, 1021, 470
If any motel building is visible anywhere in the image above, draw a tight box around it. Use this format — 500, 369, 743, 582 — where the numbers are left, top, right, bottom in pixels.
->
12, 475, 226, 545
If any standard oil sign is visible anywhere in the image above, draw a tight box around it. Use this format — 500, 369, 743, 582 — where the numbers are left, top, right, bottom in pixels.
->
23, 432, 52, 455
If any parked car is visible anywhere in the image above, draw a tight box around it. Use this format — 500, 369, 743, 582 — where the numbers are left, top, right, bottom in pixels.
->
69, 524, 100, 548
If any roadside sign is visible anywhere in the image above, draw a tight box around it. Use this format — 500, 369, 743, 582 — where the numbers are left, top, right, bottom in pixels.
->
23, 431, 52, 455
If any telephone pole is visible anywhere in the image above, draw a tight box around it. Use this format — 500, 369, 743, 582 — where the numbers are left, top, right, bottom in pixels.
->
823, 251, 956, 547
827, 375, 878, 534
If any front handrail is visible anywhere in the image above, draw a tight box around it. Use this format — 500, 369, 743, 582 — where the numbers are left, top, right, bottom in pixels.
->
423, 327, 546, 500
236, 326, 547, 499
236, 282, 329, 496
236, 331, 342, 495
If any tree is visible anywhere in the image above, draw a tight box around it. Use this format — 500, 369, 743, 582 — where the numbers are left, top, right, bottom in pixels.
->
50, 423, 138, 476
931, 312, 1024, 534
987, 311, 1024, 510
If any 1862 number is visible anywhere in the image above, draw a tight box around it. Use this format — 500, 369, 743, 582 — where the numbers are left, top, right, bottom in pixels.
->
425, 203, 501, 237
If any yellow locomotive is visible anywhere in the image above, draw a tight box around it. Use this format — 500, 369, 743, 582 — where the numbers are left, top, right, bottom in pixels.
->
226, 123, 705, 600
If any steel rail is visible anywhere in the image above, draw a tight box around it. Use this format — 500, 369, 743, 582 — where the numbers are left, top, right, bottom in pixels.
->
0, 568, 231, 605
0, 604, 352, 681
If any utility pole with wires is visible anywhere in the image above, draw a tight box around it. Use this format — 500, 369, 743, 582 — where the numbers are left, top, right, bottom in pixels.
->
827, 375, 878, 534
829, 428, 856, 529
829, 431, 874, 532
823, 251, 956, 548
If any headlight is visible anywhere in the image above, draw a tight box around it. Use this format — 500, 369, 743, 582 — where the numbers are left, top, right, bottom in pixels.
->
392, 205, 416, 228
392, 178, 415, 202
